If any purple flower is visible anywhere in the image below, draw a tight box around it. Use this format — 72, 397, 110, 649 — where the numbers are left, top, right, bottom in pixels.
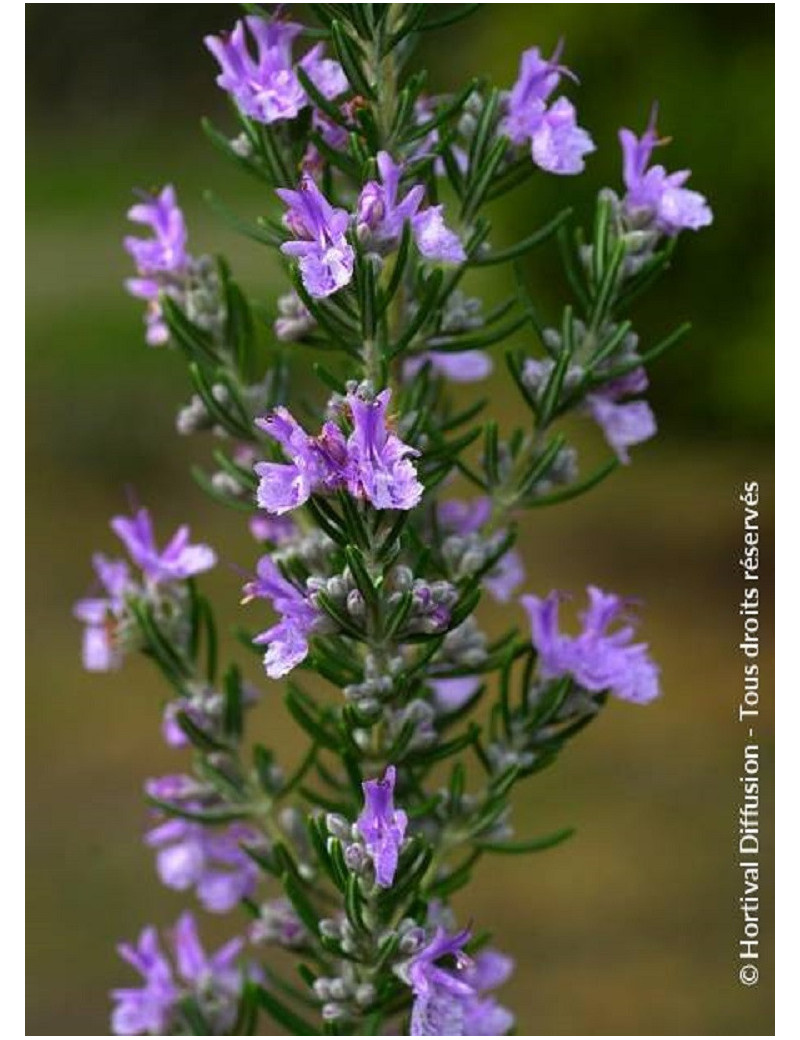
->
169, 912, 244, 996
277, 175, 354, 297
356, 151, 425, 248
460, 950, 516, 1035
244, 555, 321, 678
529, 96, 595, 175
402, 927, 514, 1036
145, 774, 203, 802
438, 497, 492, 533
145, 814, 261, 913
124, 187, 188, 277
430, 677, 482, 715
345, 388, 424, 510
504, 44, 595, 175
255, 406, 348, 514
356, 151, 464, 263
111, 925, 178, 1035
73, 554, 132, 671
521, 585, 661, 704
619, 107, 712, 234
255, 389, 422, 514
111, 507, 217, 585
205, 16, 346, 125
124, 186, 190, 346
586, 368, 656, 463
484, 547, 526, 603
356, 766, 408, 888
504, 47, 562, 140
111, 913, 244, 1035
412, 206, 467, 263
403, 350, 492, 383
249, 512, 297, 544
159, 701, 188, 748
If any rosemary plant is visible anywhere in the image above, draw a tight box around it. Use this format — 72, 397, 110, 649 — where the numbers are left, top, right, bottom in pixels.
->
75, 4, 712, 1035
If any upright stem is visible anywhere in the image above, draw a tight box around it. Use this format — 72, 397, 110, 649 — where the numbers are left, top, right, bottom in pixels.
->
371, 7, 401, 146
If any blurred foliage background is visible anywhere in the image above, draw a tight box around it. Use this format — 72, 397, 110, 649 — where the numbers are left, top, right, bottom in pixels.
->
27, 4, 774, 1035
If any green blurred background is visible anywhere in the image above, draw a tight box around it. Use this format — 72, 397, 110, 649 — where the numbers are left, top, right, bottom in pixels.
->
27, 4, 774, 1035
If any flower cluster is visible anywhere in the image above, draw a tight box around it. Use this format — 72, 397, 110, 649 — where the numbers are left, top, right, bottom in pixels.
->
254, 385, 423, 515
74, 506, 215, 672
523, 585, 661, 705
111, 914, 246, 1035
398, 924, 514, 1036
503, 44, 595, 175
205, 16, 346, 125
243, 554, 323, 678
124, 187, 191, 346
79, 6, 713, 1035
523, 347, 657, 464
619, 107, 712, 235
279, 157, 465, 299
146, 775, 264, 913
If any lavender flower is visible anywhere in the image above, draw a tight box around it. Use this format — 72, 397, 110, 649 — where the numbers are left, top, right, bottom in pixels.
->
111, 507, 216, 585
355, 766, 408, 888
111, 913, 244, 1035
484, 548, 526, 603
254, 407, 348, 514
73, 554, 132, 671
162, 699, 203, 749
205, 16, 346, 125
504, 45, 595, 175
412, 206, 467, 263
586, 368, 657, 463
399, 926, 514, 1036
619, 107, 712, 234
244, 555, 321, 678
145, 774, 203, 802
74, 508, 214, 674
356, 151, 465, 263
277, 176, 354, 297
345, 388, 424, 510
356, 151, 425, 249
438, 496, 492, 532
145, 812, 261, 914
521, 585, 661, 704
459, 950, 516, 1035
255, 388, 422, 515
529, 95, 595, 175
124, 186, 190, 346
249, 512, 297, 544
403, 350, 492, 383
430, 677, 481, 715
